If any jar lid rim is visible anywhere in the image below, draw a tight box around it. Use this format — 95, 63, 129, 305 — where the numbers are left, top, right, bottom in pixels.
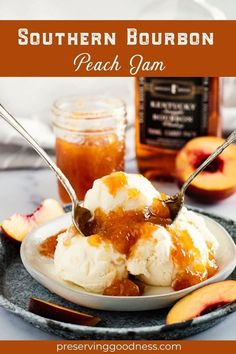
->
52, 95, 126, 120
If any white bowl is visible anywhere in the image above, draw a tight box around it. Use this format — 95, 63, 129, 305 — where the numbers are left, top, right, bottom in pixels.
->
20, 212, 236, 311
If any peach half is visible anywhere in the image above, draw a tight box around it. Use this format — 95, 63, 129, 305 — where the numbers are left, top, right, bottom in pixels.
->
176, 136, 236, 202
166, 280, 236, 324
1, 199, 64, 242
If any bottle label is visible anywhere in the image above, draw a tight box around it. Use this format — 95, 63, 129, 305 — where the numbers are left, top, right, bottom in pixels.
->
138, 77, 210, 150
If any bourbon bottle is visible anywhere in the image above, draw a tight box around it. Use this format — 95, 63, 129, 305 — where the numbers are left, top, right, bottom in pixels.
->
135, 77, 221, 179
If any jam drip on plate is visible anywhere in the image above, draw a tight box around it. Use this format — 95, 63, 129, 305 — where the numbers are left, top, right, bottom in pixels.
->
103, 279, 144, 296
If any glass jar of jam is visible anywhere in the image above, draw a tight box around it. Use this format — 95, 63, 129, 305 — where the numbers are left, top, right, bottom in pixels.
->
52, 95, 127, 202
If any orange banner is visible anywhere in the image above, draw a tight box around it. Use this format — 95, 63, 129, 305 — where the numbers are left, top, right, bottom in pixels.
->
0, 340, 236, 354
0, 20, 236, 76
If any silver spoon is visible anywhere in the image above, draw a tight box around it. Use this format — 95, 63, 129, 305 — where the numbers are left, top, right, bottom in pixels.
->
0, 104, 92, 236
165, 129, 236, 222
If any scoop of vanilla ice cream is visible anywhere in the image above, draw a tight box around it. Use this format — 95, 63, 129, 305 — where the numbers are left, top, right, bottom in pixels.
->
54, 228, 127, 293
127, 226, 176, 286
173, 207, 219, 253
127, 208, 219, 287
84, 172, 160, 215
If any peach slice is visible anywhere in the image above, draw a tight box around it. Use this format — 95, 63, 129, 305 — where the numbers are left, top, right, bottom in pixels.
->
1, 199, 64, 242
176, 136, 236, 202
166, 280, 236, 324
29, 297, 101, 326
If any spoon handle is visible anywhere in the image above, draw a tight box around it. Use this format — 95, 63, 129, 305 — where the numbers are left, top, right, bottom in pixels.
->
181, 129, 236, 195
0, 103, 77, 205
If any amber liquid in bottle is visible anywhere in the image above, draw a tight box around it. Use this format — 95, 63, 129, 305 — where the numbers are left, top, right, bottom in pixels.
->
135, 77, 221, 180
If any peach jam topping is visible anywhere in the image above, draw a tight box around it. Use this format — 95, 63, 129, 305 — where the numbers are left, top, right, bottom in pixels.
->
56, 134, 125, 202
103, 172, 128, 196
39, 229, 66, 258
169, 229, 218, 291
85, 172, 171, 256
89, 200, 171, 256
103, 279, 142, 296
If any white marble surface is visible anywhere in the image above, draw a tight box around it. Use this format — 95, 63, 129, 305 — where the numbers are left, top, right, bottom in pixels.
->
0, 168, 236, 340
